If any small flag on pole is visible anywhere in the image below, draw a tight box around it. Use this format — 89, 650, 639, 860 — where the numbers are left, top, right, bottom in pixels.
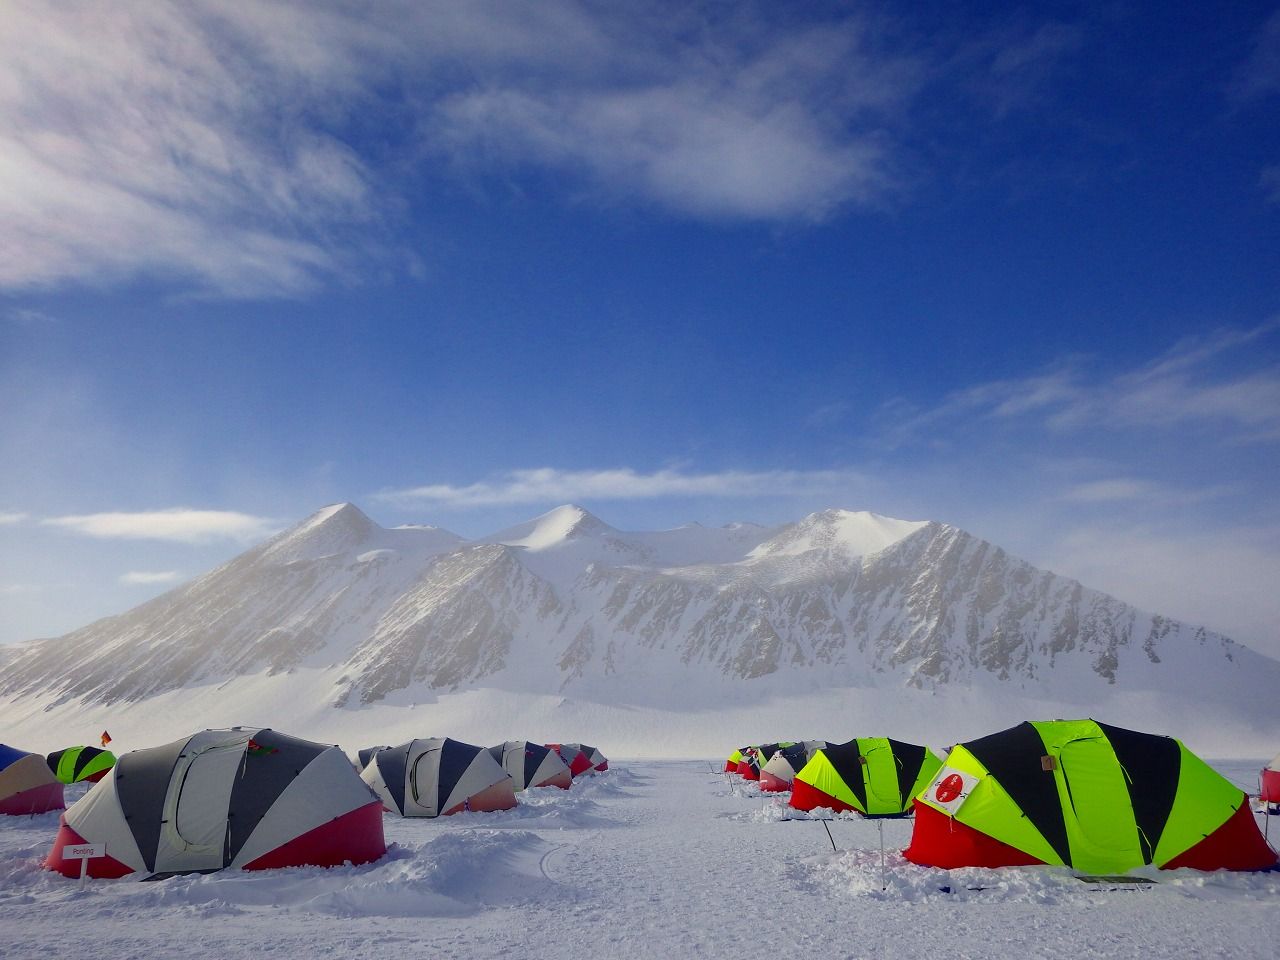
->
100, 731, 112, 748
246, 738, 278, 757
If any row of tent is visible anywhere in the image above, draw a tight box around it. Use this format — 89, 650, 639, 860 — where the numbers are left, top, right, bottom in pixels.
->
0, 731, 606, 880
727, 719, 1280, 875
0, 743, 116, 816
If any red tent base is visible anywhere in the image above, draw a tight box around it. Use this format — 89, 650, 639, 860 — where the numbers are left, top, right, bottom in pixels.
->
45, 818, 135, 878
0, 782, 64, 816
533, 770, 573, 790
737, 760, 760, 781
441, 780, 518, 816
1162, 798, 1279, 872
1260, 768, 1280, 804
789, 779, 855, 814
724, 761, 739, 773
758, 771, 792, 793
244, 800, 387, 870
903, 803, 1048, 868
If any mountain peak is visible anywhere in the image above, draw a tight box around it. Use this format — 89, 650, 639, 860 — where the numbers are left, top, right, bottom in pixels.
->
259, 501, 380, 563
751, 508, 929, 561
490, 504, 614, 551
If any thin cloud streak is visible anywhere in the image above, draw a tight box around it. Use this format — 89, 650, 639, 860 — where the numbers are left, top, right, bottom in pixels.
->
42, 508, 278, 544
0, 512, 27, 526
882, 319, 1280, 445
375, 466, 872, 509
119, 570, 183, 586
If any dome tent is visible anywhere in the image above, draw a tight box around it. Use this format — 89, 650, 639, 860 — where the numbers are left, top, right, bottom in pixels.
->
724, 747, 746, 774
737, 743, 784, 782
357, 746, 391, 772
905, 719, 1278, 874
564, 742, 607, 773
760, 741, 827, 793
0, 744, 64, 816
47, 745, 116, 784
363, 738, 517, 817
45, 727, 385, 879
489, 741, 571, 791
547, 743, 593, 778
790, 738, 942, 816
1260, 753, 1280, 812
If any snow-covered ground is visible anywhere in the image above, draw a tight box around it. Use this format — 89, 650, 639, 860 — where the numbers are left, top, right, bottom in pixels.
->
2, 759, 1277, 959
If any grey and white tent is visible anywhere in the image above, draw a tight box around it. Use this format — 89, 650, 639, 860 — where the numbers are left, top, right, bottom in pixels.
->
362, 737, 517, 817
45, 727, 386, 879
760, 741, 827, 793
357, 746, 390, 771
488, 741, 571, 791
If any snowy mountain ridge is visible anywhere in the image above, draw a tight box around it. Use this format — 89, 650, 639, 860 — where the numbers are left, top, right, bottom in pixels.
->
2, 502, 1276, 738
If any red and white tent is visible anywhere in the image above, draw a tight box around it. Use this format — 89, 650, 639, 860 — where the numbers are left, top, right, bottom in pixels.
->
45, 727, 385, 879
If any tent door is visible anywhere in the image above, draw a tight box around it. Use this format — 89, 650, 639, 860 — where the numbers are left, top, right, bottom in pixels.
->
1058, 737, 1143, 873
410, 748, 442, 817
155, 739, 248, 873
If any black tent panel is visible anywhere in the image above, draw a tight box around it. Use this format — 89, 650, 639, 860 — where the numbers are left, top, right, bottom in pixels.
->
965, 722, 1071, 865
225, 730, 327, 866
114, 738, 190, 872
1097, 721, 1182, 863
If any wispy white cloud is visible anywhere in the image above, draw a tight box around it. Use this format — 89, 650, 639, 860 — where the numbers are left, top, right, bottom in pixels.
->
1263, 165, 1280, 205
4, 308, 55, 325
119, 570, 183, 586
42, 508, 277, 544
376, 466, 870, 509
0, 511, 27, 526
0, 1, 927, 296
1230, 9, 1280, 102
0, 583, 40, 596
883, 319, 1280, 445
430, 14, 918, 221
1060, 477, 1234, 507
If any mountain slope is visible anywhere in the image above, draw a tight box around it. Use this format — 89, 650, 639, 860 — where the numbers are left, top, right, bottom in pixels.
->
1, 503, 1275, 728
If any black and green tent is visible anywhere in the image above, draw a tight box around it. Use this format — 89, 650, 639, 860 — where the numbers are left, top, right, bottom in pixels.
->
46, 745, 116, 784
789, 738, 942, 817
905, 719, 1279, 873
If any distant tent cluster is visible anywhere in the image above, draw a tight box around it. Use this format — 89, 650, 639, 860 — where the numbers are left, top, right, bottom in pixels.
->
20, 728, 607, 881
727, 719, 1279, 874
357, 739, 607, 818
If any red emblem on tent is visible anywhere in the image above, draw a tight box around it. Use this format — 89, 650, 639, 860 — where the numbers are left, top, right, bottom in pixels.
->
934, 773, 965, 804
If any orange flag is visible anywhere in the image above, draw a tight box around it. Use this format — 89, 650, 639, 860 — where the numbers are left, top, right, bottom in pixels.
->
100, 730, 112, 747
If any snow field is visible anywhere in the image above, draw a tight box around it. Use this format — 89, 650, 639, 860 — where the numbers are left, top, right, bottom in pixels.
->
1, 760, 1278, 959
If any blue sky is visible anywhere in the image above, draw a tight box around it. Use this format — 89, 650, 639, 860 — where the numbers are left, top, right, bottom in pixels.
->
1, 1, 1278, 655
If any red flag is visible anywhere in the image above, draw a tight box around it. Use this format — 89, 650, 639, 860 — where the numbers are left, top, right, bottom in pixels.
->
246, 738, 278, 757
100, 730, 112, 747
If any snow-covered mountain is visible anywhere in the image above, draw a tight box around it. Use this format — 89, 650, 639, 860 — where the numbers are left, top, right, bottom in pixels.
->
2, 502, 1277, 754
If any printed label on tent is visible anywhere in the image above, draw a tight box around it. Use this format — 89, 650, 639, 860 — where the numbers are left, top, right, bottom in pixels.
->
926, 767, 980, 815
64, 843, 105, 860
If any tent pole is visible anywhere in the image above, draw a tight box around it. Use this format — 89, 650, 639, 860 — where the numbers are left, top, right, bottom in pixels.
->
878, 818, 887, 891
822, 820, 836, 853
